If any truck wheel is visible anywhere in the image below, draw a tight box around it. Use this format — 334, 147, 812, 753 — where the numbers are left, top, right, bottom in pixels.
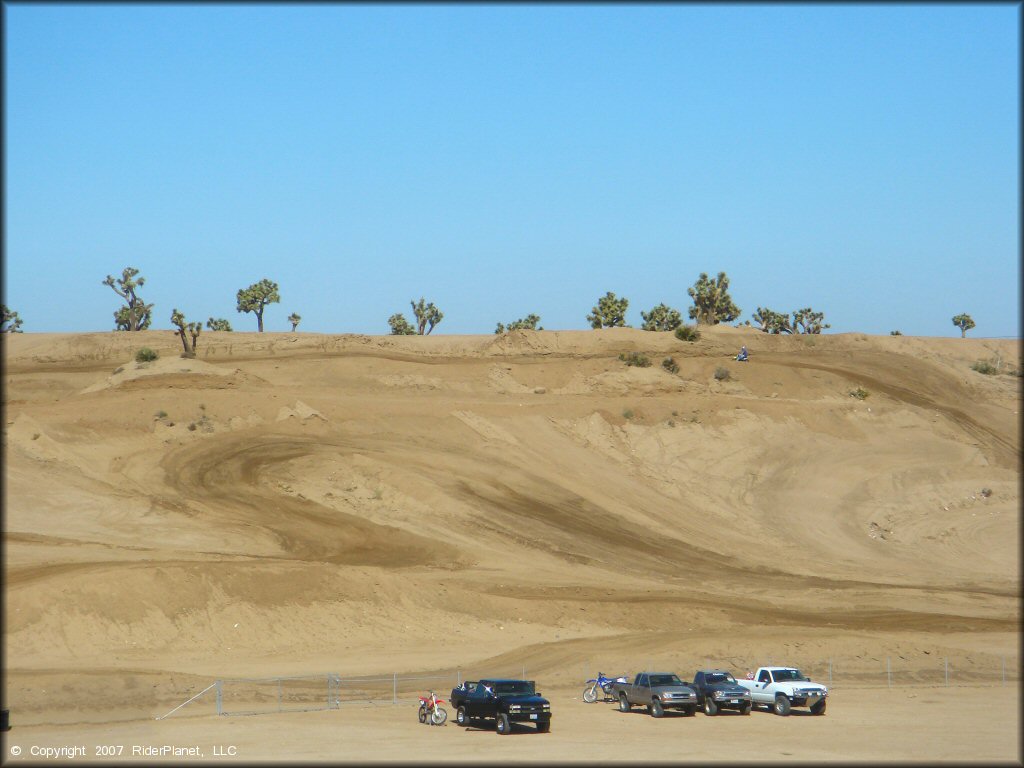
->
537, 720, 551, 733
456, 706, 469, 726
649, 698, 664, 718
683, 706, 696, 716
704, 697, 718, 716
811, 699, 827, 716
740, 702, 752, 715
618, 693, 631, 712
496, 712, 511, 735
773, 694, 791, 716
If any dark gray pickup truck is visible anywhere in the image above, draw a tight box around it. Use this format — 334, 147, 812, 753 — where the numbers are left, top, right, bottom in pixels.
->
691, 669, 752, 715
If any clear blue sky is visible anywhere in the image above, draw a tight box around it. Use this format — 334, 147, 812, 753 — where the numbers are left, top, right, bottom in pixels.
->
4, 3, 1020, 337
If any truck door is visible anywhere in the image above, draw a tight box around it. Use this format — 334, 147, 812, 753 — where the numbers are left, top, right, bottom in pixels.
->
754, 669, 772, 702
468, 682, 489, 717
634, 673, 648, 702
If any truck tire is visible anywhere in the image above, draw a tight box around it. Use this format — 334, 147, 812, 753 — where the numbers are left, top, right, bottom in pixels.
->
704, 697, 718, 716
496, 712, 511, 735
456, 706, 469, 726
683, 706, 696, 716
537, 720, 551, 733
740, 702, 752, 715
773, 694, 791, 716
649, 698, 664, 718
811, 699, 827, 716
618, 693, 631, 712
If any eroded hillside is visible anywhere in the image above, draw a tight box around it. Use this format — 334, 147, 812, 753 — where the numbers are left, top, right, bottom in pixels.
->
3, 327, 1019, 722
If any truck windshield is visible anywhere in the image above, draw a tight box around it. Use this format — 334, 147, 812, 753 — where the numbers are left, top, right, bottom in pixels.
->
492, 681, 535, 695
705, 673, 737, 685
648, 674, 683, 686
772, 669, 807, 682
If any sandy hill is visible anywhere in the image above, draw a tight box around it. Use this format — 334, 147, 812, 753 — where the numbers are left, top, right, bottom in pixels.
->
2, 326, 1020, 724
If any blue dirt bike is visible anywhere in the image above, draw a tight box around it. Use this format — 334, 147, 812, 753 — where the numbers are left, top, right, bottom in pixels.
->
583, 672, 628, 703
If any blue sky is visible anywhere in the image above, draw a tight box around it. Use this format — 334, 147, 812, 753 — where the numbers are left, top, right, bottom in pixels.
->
4, 3, 1019, 337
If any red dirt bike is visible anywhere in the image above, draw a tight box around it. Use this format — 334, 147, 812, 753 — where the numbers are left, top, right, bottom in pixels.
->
417, 690, 448, 725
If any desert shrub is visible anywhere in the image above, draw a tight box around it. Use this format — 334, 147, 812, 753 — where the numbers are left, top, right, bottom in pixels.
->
850, 387, 869, 400
619, 352, 651, 368
187, 422, 197, 431
622, 409, 634, 420
890, 330, 902, 336
675, 324, 700, 342
980, 488, 992, 498
970, 360, 999, 375
135, 347, 158, 363
713, 366, 731, 381
662, 357, 679, 374
155, 410, 168, 419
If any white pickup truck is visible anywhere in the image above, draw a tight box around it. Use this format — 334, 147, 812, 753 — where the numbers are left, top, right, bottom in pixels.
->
735, 667, 828, 716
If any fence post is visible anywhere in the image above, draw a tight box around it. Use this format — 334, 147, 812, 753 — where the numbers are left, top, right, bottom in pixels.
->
886, 657, 891, 688
216, 680, 223, 715
1001, 657, 1005, 685
944, 658, 948, 686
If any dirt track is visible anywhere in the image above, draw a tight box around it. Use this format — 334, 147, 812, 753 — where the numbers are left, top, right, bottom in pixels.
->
2, 326, 1020, 762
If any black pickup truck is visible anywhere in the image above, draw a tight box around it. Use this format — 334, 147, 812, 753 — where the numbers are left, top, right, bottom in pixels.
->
450, 679, 552, 734
691, 669, 752, 716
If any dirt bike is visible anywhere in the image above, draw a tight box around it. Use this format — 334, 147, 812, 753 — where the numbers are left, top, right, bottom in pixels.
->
417, 690, 448, 725
583, 672, 628, 703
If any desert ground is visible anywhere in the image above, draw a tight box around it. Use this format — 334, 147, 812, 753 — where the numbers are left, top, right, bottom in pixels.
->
2, 325, 1020, 763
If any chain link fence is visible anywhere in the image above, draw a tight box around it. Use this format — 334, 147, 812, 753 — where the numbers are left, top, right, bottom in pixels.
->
157, 654, 1019, 718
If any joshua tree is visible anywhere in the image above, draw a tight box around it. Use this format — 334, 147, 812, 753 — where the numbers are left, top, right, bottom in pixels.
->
640, 303, 682, 332
2, 305, 24, 333
236, 279, 280, 332
103, 267, 153, 331
171, 308, 202, 358
288, 313, 301, 331
687, 271, 740, 325
791, 307, 830, 334
751, 307, 792, 334
890, 330, 902, 336
495, 314, 542, 333
587, 291, 629, 328
952, 313, 975, 338
206, 318, 233, 331
388, 313, 416, 335
410, 298, 443, 335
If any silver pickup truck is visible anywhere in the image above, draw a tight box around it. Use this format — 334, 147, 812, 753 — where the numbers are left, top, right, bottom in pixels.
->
610, 672, 698, 718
